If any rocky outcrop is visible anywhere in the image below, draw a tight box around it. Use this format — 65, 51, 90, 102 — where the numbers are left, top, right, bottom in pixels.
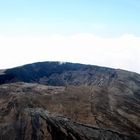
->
0, 107, 138, 140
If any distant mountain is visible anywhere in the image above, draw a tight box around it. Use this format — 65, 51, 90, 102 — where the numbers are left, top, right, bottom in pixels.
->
0, 61, 140, 140
1, 61, 139, 86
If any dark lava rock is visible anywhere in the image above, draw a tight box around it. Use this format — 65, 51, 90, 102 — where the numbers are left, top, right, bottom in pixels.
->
0, 108, 138, 140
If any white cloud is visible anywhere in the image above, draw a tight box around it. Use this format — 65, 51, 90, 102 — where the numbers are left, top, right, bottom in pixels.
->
0, 33, 140, 73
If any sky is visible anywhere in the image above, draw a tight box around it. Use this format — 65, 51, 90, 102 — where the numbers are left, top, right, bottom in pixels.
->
0, 0, 140, 73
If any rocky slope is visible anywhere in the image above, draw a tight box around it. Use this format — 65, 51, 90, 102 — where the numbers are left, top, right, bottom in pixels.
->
0, 62, 140, 139
0, 82, 139, 140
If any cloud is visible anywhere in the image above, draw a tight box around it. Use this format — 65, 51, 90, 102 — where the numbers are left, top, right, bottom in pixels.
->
0, 33, 140, 73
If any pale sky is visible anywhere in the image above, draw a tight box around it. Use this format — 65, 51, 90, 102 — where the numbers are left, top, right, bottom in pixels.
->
0, 0, 140, 73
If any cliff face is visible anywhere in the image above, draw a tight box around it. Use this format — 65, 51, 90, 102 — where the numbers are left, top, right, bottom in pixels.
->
0, 62, 140, 140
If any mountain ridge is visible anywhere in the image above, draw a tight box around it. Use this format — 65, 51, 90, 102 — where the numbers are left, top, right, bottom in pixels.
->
1, 61, 139, 86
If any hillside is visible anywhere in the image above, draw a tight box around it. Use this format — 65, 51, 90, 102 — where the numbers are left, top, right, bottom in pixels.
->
0, 62, 140, 140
